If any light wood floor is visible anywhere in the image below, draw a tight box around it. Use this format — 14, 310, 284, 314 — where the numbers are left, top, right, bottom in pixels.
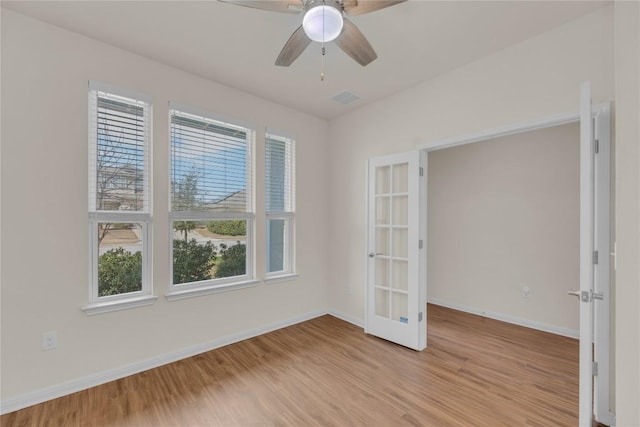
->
1, 304, 579, 426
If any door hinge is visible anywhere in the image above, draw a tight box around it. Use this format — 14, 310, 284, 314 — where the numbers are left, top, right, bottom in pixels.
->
592, 361, 598, 376
594, 139, 599, 154
593, 250, 599, 265
419, 239, 423, 249
418, 312, 423, 322
419, 166, 424, 177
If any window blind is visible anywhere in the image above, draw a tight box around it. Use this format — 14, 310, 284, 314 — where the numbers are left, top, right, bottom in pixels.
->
89, 89, 150, 214
265, 133, 295, 213
170, 110, 253, 214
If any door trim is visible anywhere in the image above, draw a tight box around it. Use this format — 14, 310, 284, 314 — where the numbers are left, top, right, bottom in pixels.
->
418, 110, 579, 151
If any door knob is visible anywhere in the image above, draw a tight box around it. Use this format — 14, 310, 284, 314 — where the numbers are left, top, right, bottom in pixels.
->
568, 290, 604, 302
568, 289, 589, 302
568, 290, 581, 298
369, 252, 383, 258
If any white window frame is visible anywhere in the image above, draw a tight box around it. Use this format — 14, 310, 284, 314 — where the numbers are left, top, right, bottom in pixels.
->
167, 104, 257, 301
84, 82, 156, 315
265, 131, 296, 281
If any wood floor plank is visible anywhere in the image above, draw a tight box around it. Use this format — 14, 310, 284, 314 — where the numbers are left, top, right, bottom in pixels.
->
1, 304, 579, 426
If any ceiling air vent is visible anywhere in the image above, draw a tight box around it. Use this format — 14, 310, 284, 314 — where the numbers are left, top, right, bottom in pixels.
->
331, 90, 360, 105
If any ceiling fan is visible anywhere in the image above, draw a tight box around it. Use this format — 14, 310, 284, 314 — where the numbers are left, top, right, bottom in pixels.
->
220, 0, 407, 67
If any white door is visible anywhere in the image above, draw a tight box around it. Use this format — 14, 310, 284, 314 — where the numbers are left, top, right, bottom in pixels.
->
365, 151, 426, 351
574, 81, 609, 427
593, 103, 612, 425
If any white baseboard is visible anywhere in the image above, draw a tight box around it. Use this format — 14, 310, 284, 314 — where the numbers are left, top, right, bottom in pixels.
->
428, 298, 579, 339
0, 309, 327, 415
326, 309, 364, 329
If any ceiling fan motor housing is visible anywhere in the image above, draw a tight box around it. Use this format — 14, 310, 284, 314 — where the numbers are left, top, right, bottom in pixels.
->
302, 0, 344, 42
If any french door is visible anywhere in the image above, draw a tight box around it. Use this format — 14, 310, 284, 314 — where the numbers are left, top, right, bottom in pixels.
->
592, 101, 612, 426
575, 82, 612, 426
365, 151, 426, 351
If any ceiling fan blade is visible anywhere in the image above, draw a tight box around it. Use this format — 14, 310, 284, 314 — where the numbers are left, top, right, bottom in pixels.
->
275, 25, 312, 66
342, 0, 407, 16
218, 0, 303, 14
334, 18, 377, 66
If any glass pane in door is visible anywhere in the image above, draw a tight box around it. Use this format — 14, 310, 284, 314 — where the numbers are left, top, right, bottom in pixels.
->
375, 289, 390, 318
392, 195, 408, 226
376, 166, 390, 194
375, 258, 389, 287
376, 228, 390, 256
391, 260, 408, 291
392, 291, 408, 322
376, 197, 390, 225
392, 163, 408, 193
392, 228, 408, 258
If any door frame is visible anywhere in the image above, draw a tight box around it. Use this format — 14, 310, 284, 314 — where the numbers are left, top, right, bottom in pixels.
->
417, 104, 612, 424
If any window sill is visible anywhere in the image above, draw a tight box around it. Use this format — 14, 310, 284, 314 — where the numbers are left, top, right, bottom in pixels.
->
264, 273, 299, 285
166, 280, 260, 302
82, 295, 158, 316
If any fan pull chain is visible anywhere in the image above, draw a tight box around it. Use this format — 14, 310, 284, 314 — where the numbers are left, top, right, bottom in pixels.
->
321, 0, 325, 81
321, 46, 325, 81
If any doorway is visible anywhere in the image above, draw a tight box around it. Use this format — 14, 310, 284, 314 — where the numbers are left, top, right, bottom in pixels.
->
426, 122, 580, 337
419, 104, 614, 425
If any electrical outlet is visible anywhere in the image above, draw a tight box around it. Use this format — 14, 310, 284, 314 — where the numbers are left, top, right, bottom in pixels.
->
42, 331, 58, 351
521, 285, 531, 299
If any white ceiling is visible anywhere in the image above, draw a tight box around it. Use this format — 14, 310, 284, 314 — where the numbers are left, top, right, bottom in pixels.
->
2, 0, 609, 119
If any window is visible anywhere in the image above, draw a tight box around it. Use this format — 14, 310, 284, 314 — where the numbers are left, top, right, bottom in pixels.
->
86, 83, 154, 313
169, 106, 254, 296
265, 132, 295, 277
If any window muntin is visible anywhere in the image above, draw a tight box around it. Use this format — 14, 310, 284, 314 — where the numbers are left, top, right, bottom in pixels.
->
169, 107, 254, 290
265, 132, 295, 276
88, 85, 152, 304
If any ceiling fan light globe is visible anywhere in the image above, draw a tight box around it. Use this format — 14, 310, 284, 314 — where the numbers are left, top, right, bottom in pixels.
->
302, 5, 343, 42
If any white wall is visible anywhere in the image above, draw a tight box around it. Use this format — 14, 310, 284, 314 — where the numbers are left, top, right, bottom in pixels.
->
0, 9, 330, 403
613, 2, 640, 425
427, 123, 580, 334
328, 7, 614, 325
